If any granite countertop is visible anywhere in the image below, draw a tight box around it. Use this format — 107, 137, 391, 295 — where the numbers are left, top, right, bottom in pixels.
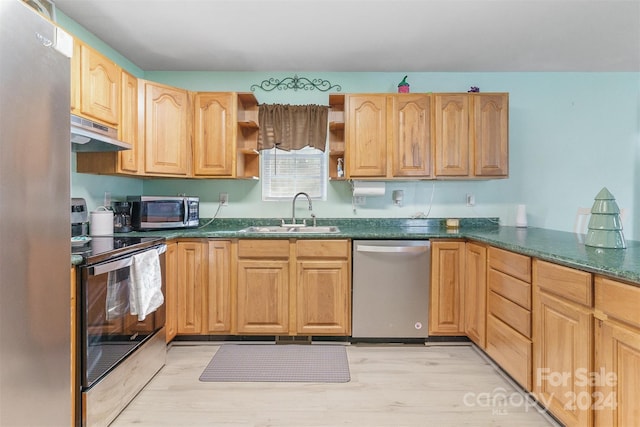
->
465, 227, 640, 285
80, 217, 639, 286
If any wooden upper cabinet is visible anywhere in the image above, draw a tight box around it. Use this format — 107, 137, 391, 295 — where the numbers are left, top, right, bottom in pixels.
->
471, 93, 509, 177
345, 94, 387, 178
193, 92, 235, 177
434, 94, 469, 176
118, 70, 140, 174
70, 40, 81, 114
390, 94, 431, 177
144, 81, 190, 176
78, 42, 120, 125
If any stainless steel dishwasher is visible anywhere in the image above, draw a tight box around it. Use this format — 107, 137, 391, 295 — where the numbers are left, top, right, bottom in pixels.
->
352, 240, 430, 339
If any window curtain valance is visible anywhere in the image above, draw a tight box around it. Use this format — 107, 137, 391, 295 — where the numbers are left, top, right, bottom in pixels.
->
258, 104, 328, 152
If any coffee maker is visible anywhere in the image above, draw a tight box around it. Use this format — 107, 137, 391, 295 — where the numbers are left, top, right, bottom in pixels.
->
71, 198, 89, 237
112, 201, 132, 233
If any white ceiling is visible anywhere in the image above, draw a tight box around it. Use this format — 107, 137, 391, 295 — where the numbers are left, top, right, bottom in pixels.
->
54, 0, 640, 72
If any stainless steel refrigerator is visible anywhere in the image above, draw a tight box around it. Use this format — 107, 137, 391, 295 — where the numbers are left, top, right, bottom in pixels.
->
0, 1, 71, 425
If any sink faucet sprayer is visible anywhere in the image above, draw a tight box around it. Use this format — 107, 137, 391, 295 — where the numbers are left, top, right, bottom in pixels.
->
286, 192, 312, 226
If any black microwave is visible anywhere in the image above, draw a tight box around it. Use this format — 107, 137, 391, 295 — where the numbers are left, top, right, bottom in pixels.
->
127, 196, 199, 230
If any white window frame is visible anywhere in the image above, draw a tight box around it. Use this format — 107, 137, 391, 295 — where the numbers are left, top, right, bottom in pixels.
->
261, 146, 328, 201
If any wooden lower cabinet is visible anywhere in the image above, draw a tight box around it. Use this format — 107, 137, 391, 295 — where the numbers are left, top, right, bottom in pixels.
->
236, 258, 290, 334
594, 276, 640, 427
236, 239, 351, 336
464, 242, 487, 348
205, 240, 232, 333
429, 240, 465, 335
486, 313, 532, 388
295, 240, 351, 335
486, 246, 532, 390
172, 240, 233, 336
236, 240, 290, 334
168, 238, 351, 338
164, 241, 178, 342
176, 241, 206, 334
533, 259, 593, 427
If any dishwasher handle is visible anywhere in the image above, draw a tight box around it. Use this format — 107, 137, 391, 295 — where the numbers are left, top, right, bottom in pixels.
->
356, 244, 429, 254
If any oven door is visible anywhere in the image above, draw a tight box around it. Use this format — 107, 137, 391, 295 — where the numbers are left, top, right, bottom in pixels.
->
80, 245, 166, 389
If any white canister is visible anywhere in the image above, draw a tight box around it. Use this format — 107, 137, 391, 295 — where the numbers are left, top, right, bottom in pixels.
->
515, 204, 528, 228
90, 206, 114, 236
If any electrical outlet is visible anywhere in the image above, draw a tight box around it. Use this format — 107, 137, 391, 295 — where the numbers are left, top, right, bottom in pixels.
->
219, 192, 229, 206
354, 196, 366, 205
466, 193, 475, 207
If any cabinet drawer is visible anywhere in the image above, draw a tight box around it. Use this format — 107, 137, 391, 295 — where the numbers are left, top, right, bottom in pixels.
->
238, 239, 290, 258
296, 240, 350, 259
488, 291, 531, 338
486, 314, 532, 390
534, 259, 592, 307
595, 276, 640, 328
489, 247, 531, 282
488, 269, 531, 309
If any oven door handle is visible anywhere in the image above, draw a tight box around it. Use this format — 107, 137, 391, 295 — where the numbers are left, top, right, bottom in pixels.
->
89, 257, 132, 276
89, 244, 166, 276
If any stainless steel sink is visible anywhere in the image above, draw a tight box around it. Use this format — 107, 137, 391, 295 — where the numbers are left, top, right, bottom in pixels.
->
238, 225, 340, 234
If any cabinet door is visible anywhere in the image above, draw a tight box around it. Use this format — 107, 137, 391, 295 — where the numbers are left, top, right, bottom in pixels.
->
429, 241, 465, 335
296, 260, 350, 335
70, 39, 81, 115
164, 242, 178, 342
144, 82, 189, 176
595, 319, 640, 427
193, 93, 235, 177
533, 291, 592, 427
390, 94, 431, 177
434, 94, 469, 176
345, 94, 387, 177
464, 242, 486, 348
206, 240, 232, 333
118, 70, 140, 174
177, 241, 205, 334
471, 93, 508, 177
80, 43, 120, 125
237, 259, 289, 334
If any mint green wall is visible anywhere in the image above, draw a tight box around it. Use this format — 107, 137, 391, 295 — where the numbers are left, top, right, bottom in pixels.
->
56, 11, 143, 77
60, 13, 640, 239
145, 72, 639, 239
58, 10, 145, 210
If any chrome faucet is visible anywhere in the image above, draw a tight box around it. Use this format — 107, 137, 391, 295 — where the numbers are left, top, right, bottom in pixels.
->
285, 192, 312, 226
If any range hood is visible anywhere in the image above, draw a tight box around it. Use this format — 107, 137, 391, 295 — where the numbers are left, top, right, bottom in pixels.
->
71, 114, 132, 152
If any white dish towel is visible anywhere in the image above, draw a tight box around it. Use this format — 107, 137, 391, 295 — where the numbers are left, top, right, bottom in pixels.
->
129, 249, 164, 321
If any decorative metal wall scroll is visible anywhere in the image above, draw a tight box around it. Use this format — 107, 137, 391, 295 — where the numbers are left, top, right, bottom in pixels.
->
251, 75, 342, 92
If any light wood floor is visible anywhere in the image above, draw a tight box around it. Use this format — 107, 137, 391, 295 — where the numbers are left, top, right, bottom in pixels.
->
111, 342, 560, 427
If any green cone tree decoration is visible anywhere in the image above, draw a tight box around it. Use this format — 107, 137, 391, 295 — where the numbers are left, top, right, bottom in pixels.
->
585, 187, 626, 249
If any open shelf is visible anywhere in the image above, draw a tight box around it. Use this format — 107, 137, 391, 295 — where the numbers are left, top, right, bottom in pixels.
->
328, 94, 346, 179
236, 92, 260, 178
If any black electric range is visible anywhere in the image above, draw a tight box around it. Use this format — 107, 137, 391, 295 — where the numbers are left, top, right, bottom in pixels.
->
72, 235, 166, 265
